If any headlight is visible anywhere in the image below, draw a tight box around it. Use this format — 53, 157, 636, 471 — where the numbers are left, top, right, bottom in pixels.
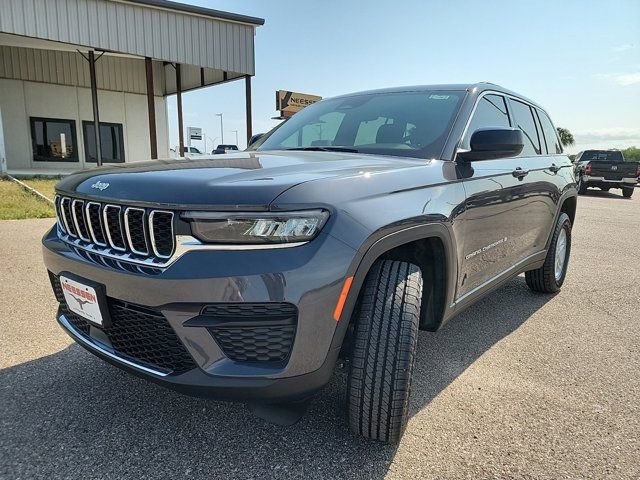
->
183, 210, 329, 244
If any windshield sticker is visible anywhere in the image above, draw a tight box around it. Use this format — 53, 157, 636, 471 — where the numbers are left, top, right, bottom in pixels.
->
429, 94, 451, 100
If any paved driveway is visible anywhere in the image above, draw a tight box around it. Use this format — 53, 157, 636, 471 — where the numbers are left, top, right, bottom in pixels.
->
1, 191, 639, 479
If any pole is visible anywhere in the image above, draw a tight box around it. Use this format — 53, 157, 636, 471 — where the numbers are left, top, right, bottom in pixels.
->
245, 75, 252, 145
232, 130, 238, 146
145, 57, 157, 159
216, 114, 224, 144
88, 51, 102, 166
176, 63, 185, 156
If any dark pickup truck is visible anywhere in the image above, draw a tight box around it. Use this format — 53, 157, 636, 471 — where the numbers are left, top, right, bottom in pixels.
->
43, 83, 577, 443
574, 150, 639, 198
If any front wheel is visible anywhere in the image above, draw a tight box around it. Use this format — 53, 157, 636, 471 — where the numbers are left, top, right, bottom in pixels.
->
622, 187, 634, 198
347, 259, 423, 444
525, 213, 572, 293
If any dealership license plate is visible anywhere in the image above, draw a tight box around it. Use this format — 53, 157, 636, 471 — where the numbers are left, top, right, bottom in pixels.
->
60, 275, 104, 326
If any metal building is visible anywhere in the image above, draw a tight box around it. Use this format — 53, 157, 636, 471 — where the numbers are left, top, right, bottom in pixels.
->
0, 0, 264, 175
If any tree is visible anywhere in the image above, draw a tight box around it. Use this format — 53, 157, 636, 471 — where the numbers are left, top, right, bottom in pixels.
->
556, 127, 575, 147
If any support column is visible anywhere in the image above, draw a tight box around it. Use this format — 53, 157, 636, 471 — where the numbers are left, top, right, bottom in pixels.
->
145, 57, 157, 159
245, 75, 252, 145
88, 51, 102, 166
176, 63, 184, 156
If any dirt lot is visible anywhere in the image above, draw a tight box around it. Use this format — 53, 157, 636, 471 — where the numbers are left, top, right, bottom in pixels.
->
1, 190, 638, 479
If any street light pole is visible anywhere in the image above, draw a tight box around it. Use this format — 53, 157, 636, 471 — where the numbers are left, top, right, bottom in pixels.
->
232, 130, 239, 146
216, 113, 224, 144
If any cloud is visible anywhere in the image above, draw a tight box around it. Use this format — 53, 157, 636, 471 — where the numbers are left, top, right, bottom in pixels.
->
612, 44, 636, 53
593, 71, 640, 86
569, 128, 640, 152
613, 72, 640, 86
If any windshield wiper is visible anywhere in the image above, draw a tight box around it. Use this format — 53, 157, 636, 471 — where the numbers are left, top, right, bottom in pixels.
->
285, 146, 360, 153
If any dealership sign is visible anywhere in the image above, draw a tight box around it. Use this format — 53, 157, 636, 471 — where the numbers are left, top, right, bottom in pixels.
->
187, 127, 202, 141
276, 90, 322, 117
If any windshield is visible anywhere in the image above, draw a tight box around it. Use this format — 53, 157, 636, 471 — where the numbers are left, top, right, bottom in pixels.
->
254, 90, 465, 159
581, 150, 624, 162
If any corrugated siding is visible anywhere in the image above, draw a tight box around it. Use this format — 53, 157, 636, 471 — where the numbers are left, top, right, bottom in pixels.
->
0, 0, 256, 75
0, 45, 165, 95
162, 62, 243, 95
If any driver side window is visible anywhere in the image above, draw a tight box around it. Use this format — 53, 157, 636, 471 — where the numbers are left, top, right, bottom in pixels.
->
462, 94, 511, 149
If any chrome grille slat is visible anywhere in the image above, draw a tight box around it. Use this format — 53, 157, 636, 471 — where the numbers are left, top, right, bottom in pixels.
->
85, 202, 107, 246
54, 195, 66, 233
55, 196, 176, 267
103, 205, 127, 251
71, 199, 91, 241
60, 197, 77, 237
124, 207, 149, 255
149, 210, 175, 259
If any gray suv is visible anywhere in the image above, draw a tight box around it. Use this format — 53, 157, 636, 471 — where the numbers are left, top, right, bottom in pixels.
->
43, 83, 577, 443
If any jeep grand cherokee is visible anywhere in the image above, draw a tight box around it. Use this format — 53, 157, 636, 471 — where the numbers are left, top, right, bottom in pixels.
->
43, 83, 577, 443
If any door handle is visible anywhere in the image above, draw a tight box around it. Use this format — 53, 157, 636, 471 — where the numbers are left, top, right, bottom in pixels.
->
512, 168, 529, 179
549, 163, 560, 173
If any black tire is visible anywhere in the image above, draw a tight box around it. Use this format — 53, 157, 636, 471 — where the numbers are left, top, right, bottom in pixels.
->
347, 259, 422, 444
622, 187, 634, 198
601, 187, 610, 192
577, 176, 587, 194
525, 213, 572, 293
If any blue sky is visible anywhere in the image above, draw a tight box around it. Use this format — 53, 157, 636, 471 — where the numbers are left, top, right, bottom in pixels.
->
167, 0, 640, 153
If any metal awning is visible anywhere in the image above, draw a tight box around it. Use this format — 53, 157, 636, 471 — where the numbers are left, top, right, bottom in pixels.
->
0, 0, 264, 161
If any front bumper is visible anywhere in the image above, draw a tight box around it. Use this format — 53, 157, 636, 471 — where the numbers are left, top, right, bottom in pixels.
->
43, 226, 357, 401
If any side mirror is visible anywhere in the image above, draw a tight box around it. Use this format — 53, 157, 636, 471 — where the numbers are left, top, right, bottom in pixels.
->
247, 133, 265, 148
457, 128, 524, 161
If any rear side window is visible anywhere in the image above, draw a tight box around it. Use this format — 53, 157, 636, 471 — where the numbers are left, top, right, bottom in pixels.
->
537, 109, 562, 154
462, 94, 510, 148
510, 99, 541, 156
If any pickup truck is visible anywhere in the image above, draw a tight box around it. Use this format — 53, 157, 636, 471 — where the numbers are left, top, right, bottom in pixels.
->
574, 149, 639, 198
43, 83, 577, 443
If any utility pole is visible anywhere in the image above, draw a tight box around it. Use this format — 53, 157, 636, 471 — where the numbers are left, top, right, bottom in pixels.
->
216, 113, 224, 144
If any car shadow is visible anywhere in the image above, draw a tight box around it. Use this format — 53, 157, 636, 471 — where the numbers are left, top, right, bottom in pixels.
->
580, 188, 632, 199
1, 277, 555, 479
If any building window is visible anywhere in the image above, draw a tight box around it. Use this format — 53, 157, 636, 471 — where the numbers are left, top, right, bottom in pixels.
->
82, 121, 125, 163
30, 117, 78, 162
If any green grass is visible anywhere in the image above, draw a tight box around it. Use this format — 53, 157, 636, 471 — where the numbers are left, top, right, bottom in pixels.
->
21, 178, 60, 201
0, 179, 56, 220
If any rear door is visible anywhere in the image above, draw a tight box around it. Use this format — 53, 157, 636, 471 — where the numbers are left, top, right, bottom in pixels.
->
456, 93, 541, 299
506, 99, 559, 252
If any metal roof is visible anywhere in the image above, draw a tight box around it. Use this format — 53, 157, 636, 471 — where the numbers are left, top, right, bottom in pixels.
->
0, 0, 261, 75
123, 0, 265, 25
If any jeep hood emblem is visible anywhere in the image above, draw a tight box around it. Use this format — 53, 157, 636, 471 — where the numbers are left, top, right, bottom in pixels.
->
91, 180, 110, 191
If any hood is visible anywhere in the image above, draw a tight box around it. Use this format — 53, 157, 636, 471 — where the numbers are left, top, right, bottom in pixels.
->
56, 151, 426, 209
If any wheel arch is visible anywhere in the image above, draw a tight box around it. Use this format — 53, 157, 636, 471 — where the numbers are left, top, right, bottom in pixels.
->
330, 222, 459, 354
546, 190, 578, 251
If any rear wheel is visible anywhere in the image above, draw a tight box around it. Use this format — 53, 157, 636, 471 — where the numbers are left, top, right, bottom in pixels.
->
622, 187, 634, 198
601, 187, 610, 192
525, 213, 572, 293
347, 259, 422, 444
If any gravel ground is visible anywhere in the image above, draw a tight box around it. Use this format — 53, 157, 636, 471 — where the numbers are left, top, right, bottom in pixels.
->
1, 190, 638, 479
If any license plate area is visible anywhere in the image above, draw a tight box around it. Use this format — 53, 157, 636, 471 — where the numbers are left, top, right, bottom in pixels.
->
59, 273, 111, 327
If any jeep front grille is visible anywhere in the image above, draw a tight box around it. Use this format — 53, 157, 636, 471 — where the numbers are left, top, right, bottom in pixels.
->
55, 195, 175, 266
